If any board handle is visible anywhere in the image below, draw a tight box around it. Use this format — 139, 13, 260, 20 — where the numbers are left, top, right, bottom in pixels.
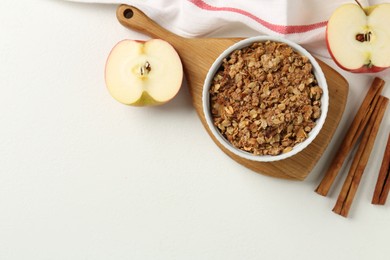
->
116, 5, 182, 41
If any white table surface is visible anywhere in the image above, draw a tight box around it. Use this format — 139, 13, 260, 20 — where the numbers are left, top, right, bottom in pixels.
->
1, 1, 390, 259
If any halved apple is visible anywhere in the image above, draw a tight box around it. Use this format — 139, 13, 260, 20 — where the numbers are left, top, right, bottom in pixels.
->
105, 39, 183, 106
326, 3, 390, 73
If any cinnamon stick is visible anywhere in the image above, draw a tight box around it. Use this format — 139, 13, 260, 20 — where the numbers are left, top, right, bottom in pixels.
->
379, 169, 390, 206
315, 77, 385, 196
372, 132, 390, 205
333, 96, 389, 217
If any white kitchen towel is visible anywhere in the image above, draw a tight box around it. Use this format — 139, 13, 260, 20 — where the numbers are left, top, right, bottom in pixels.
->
63, 0, 385, 57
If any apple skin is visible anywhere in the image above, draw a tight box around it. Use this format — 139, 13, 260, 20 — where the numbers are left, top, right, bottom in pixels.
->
105, 39, 183, 106
326, 3, 390, 73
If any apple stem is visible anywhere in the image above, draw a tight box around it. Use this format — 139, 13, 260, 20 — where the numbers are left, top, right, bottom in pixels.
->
354, 0, 366, 13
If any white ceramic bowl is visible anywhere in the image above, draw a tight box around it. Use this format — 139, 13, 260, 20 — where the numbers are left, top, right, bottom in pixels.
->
202, 36, 329, 162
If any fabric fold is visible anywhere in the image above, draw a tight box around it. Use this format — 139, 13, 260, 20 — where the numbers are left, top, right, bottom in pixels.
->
63, 0, 383, 57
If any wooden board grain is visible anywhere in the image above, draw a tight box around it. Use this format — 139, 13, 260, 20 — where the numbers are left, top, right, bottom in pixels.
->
116, 5, 349, 180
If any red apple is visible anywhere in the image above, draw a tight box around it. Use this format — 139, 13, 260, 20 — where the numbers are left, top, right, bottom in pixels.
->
105, 39, 183, 106
326, 3, 390, 73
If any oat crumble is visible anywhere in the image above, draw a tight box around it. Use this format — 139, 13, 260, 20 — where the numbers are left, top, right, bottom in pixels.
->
209, 41, 323, 156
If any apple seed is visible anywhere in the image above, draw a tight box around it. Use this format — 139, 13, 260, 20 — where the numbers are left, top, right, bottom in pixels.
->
356, 32, 372, 42
140, 61, 151, 76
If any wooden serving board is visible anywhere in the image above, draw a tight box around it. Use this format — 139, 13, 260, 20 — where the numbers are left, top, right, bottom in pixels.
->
116, 5, 349, 180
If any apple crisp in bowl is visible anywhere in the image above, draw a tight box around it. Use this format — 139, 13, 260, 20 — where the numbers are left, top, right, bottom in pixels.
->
202, 36, 328, 162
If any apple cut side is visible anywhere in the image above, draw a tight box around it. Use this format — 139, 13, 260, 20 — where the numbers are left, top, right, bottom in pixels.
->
326, 3, 390, 72
105, 39, 183, 106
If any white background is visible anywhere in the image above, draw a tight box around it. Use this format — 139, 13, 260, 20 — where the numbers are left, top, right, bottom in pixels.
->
1, 0, 390, 259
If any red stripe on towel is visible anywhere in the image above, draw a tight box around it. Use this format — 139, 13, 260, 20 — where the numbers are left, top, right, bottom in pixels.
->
188, 0, 327, 34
